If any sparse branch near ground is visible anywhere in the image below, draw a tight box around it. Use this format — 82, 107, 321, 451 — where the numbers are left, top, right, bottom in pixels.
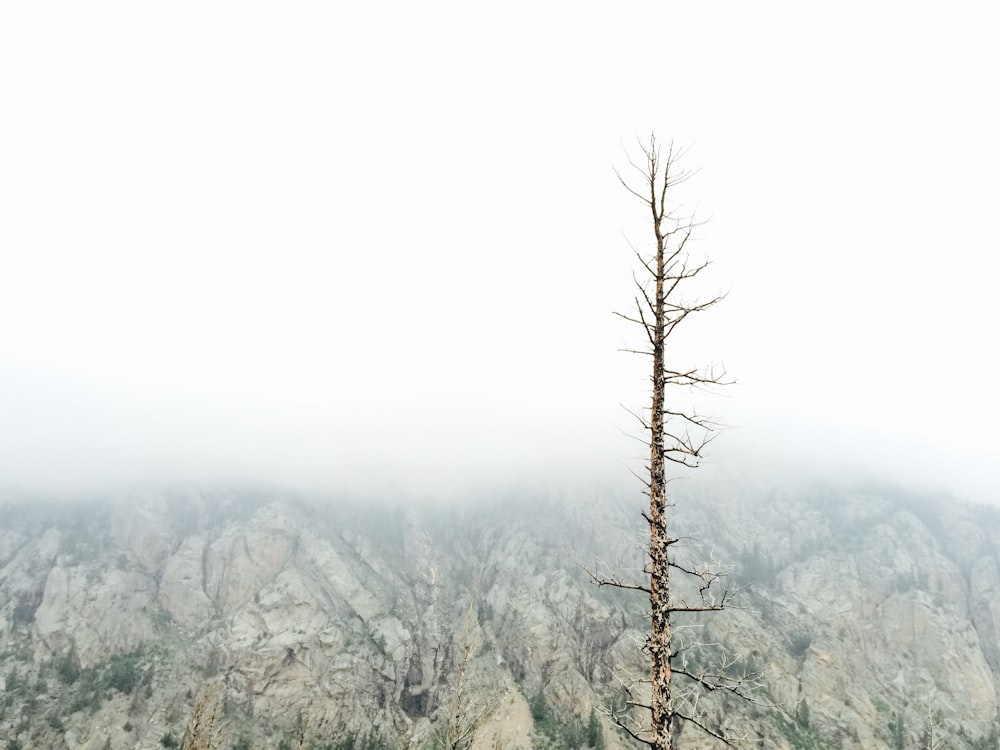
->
431, 603, 503, 750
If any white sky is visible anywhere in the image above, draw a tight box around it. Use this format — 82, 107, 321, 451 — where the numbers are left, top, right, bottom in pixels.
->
1, 2, 998, 499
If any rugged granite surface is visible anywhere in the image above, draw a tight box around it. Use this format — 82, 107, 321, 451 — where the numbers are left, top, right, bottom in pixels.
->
1, 481, 999, 749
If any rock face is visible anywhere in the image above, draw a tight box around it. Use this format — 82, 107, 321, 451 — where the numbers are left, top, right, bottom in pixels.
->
0, 482, 999, 749
34, 564, 159, 668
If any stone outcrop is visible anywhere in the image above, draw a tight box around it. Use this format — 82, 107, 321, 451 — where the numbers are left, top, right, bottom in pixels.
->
0, 482, 999, 749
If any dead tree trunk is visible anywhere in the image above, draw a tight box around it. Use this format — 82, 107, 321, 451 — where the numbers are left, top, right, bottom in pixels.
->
646, 144, 675, 750
587, 135, 756, 748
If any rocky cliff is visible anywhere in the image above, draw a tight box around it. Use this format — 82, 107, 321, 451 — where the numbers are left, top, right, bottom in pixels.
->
1, 480, 999, 749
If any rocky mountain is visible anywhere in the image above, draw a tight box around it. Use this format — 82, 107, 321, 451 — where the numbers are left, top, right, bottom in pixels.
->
1, 479, 999, 749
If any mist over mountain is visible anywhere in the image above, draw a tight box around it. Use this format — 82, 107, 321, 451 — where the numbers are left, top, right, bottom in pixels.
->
3, 355, 995, 509
2, 477, 1000, 749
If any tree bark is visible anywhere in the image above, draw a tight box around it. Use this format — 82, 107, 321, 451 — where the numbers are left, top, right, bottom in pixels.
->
648, 154, 673, 750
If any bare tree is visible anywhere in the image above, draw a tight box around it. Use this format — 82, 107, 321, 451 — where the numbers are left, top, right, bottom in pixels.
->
181, 681, 228, 750
431, 604, 503, 750
587, 135, 756, 749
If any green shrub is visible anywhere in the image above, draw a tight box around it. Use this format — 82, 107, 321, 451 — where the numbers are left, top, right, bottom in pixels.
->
55, 653, 80, 684
4, 669, 22, 695
530, 692, 599, 748
46, 712, 65, 731
103, 652, 147, 694
11, 595, 35, 626
587, 709, 605, 749
774, 710, 826, 750
788, 631, 812, 658
887, 712, 905, 750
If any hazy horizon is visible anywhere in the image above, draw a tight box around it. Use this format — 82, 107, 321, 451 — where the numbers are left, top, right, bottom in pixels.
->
2, 2, 997, 504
